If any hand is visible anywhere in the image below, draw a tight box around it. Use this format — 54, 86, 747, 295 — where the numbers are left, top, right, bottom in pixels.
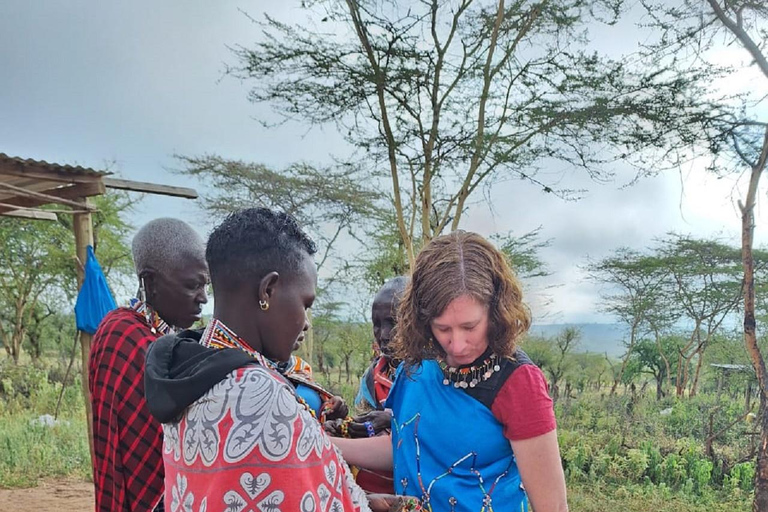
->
367, 494, 422, 512
324, 395, 349, 421
323, 418, 343, 436
347, 410, 392, 438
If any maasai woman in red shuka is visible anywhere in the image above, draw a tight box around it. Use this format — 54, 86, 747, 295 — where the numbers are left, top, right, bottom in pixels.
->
89, 218, 208, 511
144, 208, 373, 512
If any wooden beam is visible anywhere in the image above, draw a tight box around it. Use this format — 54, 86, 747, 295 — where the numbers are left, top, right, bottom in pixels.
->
0, 181, 105, 213
72, 197, 96, 481
0, 181, 100, 211
0, 209, 57, 221
103, 177, 198, 199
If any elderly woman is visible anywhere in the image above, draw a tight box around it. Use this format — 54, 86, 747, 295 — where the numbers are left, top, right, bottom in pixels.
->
334, 231, 568, 512
144, 208, 379, 512
89, 218, 209, 512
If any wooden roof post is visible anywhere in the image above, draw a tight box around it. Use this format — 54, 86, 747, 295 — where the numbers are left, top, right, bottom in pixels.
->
72, 197, 96, 481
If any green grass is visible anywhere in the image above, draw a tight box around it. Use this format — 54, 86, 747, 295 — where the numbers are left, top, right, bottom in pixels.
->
0, 356, 92, 487
0, 356, 758, 512
568, 481, 751, 511
0, 411, 91, 488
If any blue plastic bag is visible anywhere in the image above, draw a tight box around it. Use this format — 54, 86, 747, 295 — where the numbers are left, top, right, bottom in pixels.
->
74, 245, 117, 334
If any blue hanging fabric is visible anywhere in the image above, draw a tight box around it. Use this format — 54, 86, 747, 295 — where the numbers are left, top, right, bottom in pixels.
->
74, 245, 118, 334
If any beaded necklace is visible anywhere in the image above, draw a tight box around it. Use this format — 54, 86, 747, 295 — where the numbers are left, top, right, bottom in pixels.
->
200, 318, 319, 418
129, 297, 172, 336
437, 351, 501, 389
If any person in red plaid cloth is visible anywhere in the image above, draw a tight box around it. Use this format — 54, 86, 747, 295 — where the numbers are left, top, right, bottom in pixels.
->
89, 218, 209, 512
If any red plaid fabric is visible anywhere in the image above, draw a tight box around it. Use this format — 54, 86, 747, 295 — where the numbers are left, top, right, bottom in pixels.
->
89, 308, 164, 512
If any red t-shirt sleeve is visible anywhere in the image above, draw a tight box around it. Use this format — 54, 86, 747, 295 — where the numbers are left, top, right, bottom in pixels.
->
490, 364, 556, 441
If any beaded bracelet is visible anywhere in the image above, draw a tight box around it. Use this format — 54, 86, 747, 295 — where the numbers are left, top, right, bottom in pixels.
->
364, 420, 376, 437
339, 417, 353, 438
396, 496, 423, 512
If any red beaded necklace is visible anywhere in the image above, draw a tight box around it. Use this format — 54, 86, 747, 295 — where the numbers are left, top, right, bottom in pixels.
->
201, 318, 319, 417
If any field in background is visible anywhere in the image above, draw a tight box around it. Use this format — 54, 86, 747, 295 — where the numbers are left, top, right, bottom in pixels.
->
0, 356, 753, 511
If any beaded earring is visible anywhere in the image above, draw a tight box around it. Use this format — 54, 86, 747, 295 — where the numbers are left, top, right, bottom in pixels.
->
139, 278, 147, 302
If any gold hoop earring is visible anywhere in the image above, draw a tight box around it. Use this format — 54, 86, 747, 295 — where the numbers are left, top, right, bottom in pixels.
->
259, 300, 269, 311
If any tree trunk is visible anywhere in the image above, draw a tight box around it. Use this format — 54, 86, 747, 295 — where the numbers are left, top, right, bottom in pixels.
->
11, 330, 23, 364
690, 349, 706, 397
736, 127, 768, 512
345, 356, 351, 384
757, 392, 768, 512
611, 324, 638, 395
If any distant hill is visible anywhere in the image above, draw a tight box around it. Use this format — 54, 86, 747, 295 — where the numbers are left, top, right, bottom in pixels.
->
527, 323, 628, 358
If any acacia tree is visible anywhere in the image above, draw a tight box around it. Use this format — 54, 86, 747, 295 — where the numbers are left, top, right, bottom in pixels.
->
546, 326, 580, 400
588, 248, 671, 395
633, 2, 768, 505
0, 217, 70, 363
176, 156, 382, 276
658, 236, 746, 397
0, 193, 134, 363
630, 336, 687, 400
231, 0, 708, 268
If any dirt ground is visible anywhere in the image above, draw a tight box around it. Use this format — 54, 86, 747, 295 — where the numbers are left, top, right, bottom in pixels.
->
0, 478, 93, 512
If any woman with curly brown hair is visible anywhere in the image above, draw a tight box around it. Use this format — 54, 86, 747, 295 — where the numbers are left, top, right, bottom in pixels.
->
334, 231, 568, 512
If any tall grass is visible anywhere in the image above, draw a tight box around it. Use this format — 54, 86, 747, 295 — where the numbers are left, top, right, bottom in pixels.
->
568, 481, 750, 512
0, 358, 91, 487
0, 412, 91, 487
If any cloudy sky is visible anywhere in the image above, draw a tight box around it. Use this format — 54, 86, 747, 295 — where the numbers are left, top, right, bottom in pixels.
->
1, 1, 765, 324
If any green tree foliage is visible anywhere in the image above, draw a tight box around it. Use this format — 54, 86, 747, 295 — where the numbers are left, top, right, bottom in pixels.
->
521, 334, 554, 371
591, 235, 768, 398
0, 216, 72, 363
176, 155, 383, 276
657, 235, 762, 397
629, 336, 687, 400
549, 326, 581, 400
633, 4, 768, 506
0, 192, 134, 363
493, 226, 551, 280
230, 0, 701, 267
588, 248, 669, 395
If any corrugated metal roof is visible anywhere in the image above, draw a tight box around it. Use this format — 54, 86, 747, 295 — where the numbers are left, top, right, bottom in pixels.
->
0, 153, 110, 177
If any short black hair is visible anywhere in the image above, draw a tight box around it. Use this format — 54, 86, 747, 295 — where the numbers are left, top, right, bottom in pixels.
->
206, 208, 317, 289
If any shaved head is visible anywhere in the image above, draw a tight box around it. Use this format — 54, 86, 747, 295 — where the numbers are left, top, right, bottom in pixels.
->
132, 218, 205, 276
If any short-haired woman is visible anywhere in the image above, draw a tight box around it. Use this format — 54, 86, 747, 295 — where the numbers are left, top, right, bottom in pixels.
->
334, 231, 568, 512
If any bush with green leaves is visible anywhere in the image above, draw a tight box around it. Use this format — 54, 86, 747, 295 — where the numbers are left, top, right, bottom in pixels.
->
557, 392, 754, 500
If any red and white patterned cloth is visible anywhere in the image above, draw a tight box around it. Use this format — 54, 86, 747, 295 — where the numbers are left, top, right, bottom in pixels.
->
162, 357, 370, 512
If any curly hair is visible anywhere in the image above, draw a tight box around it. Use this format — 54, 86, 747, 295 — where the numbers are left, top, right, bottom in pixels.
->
392, 230, 531, 368
206, 207, 317, 290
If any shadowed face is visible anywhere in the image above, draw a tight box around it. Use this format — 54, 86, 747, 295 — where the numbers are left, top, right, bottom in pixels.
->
144, 252, 209, 329
430, 294, 490, 366
258, 253, 317, 363
372, 287, 399, 356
